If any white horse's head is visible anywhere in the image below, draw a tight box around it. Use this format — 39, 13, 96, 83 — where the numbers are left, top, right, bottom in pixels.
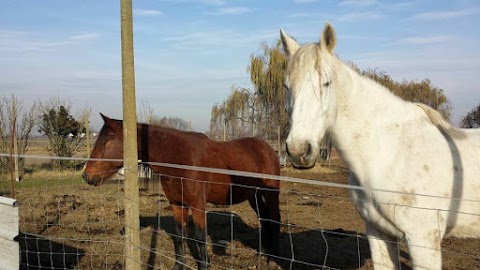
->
281, 23, 338, 168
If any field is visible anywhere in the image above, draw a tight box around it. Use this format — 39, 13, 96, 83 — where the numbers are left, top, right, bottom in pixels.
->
2, 140, 480, 269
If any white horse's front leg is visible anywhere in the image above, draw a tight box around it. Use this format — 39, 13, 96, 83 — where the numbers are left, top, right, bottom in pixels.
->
405, 230, 442, 270
396, 207, 442, 270
366, 222, 400, 270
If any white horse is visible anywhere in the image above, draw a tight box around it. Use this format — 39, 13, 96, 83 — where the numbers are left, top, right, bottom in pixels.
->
280, 23, 480, 270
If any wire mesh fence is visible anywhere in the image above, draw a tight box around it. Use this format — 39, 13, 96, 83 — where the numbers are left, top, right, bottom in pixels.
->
1, 154, 480, 269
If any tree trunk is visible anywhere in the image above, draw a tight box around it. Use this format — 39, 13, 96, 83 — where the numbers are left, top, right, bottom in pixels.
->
277, 124, 281, 157
85, 110, 90, 156
14, 125, 19, 182
223, 121, 227, 141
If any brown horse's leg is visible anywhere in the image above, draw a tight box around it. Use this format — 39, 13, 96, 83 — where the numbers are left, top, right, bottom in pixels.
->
171, 205, 189, 270
249, 189, 281, 268
191, 208, 210, 270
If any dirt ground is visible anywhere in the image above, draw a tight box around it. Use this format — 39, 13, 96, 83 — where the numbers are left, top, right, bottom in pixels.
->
12, 153, 480, 269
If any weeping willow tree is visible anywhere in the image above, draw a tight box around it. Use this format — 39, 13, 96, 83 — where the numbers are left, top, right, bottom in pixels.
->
210, 86, 257, 140
247, 41, 288, 154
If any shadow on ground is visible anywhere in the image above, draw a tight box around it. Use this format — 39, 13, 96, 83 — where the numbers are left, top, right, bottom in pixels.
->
17, 233, 85, 270
140, 211, 412, 270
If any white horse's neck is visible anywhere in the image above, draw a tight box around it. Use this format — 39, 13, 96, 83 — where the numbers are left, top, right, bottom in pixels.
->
330, 59, 416, 181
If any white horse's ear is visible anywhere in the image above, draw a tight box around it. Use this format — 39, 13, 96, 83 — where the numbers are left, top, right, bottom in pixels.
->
320, 22, 336, 54
280, 29, 300, 57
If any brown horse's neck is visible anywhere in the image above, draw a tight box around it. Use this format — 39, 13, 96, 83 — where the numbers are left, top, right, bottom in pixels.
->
135, 123, 206, 164
137, 123, 152, 162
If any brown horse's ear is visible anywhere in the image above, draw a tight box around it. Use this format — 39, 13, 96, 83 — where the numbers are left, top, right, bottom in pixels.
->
100, 113, 110, 123
100, 113, 122, 133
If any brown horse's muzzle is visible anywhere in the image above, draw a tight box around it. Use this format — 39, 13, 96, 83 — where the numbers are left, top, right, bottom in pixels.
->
82, 172, 103, 186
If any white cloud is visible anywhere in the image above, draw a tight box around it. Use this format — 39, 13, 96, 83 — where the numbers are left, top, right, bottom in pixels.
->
392, 35, 451, 45
339, 0, 377, 7
338, 11, 384, 21
162, 29, 276, 52
69, 32, 101, 42
293, 0, 318, 4
410, 9, 475, 21
390, 1, 414, 10
133, 9, 163, 16
202, 0, 226, 5
209, 6, 251, 15
288, 12, 311, 18
0, 30, 101, 52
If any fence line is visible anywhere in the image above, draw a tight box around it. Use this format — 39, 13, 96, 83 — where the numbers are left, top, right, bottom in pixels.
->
2, 153, 480, 204
2, 153, 480, 269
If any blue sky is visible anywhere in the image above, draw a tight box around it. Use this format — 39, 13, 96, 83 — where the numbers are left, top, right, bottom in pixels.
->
1, 0, 479, 132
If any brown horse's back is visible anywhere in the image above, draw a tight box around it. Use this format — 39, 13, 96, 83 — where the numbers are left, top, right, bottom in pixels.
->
197, 137, 280, 205
225, 137, 280, 177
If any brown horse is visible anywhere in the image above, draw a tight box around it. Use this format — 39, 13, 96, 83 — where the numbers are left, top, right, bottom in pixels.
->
82, 114, 281, 270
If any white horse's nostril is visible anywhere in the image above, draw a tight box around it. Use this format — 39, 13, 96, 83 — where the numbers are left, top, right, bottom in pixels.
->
306, 143, 313, 157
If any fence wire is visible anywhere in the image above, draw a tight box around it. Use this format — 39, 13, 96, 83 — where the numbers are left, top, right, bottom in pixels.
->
1, 153, 480, 269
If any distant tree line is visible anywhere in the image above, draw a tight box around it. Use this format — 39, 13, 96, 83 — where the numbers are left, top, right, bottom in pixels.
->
138, 100, 192, 131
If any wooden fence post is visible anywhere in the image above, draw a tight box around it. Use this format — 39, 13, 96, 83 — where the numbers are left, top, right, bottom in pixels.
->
120, 0, 141, 269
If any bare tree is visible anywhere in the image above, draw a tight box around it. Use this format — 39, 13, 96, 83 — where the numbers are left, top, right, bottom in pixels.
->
139, 99, 154, 124
151, 116, 191, 131
0, 95, 37, 178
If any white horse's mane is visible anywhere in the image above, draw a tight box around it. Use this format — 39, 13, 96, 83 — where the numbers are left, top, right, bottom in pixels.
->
415, 103, 466, 139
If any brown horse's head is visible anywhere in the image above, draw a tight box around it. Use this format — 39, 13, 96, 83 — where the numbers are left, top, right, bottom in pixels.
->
82, 113, 124, 186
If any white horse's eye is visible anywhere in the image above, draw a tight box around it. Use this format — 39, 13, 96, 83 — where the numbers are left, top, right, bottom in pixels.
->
323, 81, 331, 87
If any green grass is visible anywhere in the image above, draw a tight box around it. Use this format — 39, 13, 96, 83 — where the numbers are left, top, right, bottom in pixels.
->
0, 171, 84, 196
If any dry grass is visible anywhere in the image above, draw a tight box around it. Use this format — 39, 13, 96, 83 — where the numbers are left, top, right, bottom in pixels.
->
5, 154, 480, 270
22, 137, 92, 167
